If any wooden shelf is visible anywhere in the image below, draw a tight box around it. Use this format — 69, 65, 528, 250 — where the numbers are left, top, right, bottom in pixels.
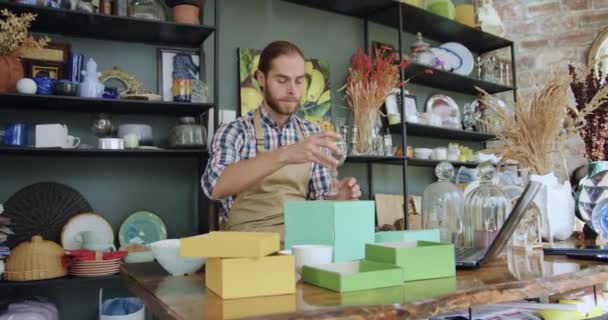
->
0, 93, 213, 116
282, 0, 512, 53
0, 274, 121, 287
0, 2, 215, 47
390, 122, 496, 142
403, 63, 514, 95
345, 155, 479, 168
346, 155, 406, 164
0, 146, 207, 158
408, 158, 479, 168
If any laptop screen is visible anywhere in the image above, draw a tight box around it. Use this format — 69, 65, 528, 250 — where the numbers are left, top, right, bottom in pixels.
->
482, 181, 542, 261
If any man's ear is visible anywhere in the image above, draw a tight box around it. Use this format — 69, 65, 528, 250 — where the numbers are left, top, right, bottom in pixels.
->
255, 70, 265, 91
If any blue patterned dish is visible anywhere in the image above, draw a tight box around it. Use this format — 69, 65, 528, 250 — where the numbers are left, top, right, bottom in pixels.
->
592, 198, 608, 239
119, 210, 167, 247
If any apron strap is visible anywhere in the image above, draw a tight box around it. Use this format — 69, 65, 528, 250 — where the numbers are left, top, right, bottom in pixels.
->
253, 108, 304, 152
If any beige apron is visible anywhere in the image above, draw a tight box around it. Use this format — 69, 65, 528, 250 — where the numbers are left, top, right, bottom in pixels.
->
224, 109, 311, 240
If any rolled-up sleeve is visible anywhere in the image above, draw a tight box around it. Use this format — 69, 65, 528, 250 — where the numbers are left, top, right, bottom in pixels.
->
201, 122, 244, 202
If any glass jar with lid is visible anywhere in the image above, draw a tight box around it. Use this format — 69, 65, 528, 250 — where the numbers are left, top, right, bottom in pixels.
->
463, 162, 511, 248
168, 117, 207, 148
410, 32, 435, 66
422, 162, 464, 244
128, 0, 167, 21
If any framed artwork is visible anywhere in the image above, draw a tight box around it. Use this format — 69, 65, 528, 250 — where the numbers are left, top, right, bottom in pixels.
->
25, 60, 63, 79
402, 94, 418, 118
19, 42, 71, 63
157, 48, 204, 102
237, 47, 333, 131
372, 40, 395, 59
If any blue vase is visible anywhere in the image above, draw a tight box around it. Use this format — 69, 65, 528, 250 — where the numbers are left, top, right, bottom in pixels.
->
33, 77, 56, 95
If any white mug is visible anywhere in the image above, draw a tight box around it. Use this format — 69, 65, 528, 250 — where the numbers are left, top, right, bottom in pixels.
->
291, 245, 333, 273
431, 147, 447, 161
35, 124, 80, 149
65, 135, 80, 148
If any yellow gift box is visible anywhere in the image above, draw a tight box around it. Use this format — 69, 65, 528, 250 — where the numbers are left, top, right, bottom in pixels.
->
205, 289, 296, 319
180, 231, 280, 258
206, 255, 296, 299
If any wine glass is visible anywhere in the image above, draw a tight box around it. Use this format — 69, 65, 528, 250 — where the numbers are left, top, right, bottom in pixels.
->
327, 136, 347, 197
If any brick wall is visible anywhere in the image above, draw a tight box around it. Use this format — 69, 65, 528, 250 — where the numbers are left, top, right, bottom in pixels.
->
495, 0, 607, 99
491, 0, 608, 176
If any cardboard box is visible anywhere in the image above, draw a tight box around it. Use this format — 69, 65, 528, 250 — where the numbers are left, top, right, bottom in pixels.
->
180, 232, 280, 258
284, 201, 375, 262
302, 277, 457, 307
375, 229, 440, 243
205, 290, 296, 319
302, 260, 403, 293
365, 241, 455, 282
205, 255, 295, 299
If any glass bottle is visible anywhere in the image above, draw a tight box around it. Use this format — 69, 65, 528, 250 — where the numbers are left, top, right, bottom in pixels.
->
348, 126, 358, 156
463, 162, 511, 248
422, 162, 464, 244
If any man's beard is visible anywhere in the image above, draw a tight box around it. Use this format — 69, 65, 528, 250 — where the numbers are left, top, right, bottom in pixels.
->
265, 91, 299, 116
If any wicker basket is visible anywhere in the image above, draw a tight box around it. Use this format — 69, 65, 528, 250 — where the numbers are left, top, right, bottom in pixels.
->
5, 235, 67, 281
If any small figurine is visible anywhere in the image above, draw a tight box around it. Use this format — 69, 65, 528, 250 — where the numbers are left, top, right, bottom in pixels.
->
79, 58, 105, 98
476, 0, 505, 37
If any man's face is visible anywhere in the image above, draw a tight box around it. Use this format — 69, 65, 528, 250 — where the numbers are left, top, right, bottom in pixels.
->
257, 54, 306, 116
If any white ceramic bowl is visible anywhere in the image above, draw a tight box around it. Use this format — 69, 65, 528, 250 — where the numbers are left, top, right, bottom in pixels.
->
149, 239, 205, 276
414, 148, 433, 159
118, 124, 153, 145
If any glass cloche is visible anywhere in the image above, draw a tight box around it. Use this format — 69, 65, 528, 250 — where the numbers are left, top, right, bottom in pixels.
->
422, 162, 464, 244
463, 162, 511, 248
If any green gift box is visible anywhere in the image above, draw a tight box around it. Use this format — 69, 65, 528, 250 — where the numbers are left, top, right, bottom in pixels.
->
375, 229, 440, 243
302, 276, 457, 306
284, 201, 375, 262
302, 260, 403, 293
365, 241, 455, 282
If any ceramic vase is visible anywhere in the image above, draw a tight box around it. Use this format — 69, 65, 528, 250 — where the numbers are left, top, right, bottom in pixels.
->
529, 172, 575, 241
0, 55, 24, 93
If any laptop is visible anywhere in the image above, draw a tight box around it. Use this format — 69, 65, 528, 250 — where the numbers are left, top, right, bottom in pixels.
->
455, 181, 542, 269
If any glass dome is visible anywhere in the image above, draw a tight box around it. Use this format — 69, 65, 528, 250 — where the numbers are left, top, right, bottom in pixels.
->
463, 162, 511, 248
422, 161, 464, 244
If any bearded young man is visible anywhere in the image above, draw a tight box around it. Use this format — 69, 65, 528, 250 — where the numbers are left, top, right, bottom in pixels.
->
202, 40, 360, 238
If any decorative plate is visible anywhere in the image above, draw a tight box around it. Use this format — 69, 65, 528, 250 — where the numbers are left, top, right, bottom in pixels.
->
426, 94, 461, 129
119, 210, 167, 247
3, 182, 93, 248
578, 169, 608, 222
592, 198, 608, 238
439, 42, 474, 76
61, 213, 114, 250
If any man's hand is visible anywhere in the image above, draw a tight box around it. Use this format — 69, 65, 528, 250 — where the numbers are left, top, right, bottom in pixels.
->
327, 177, 361, 200
277, 131, 342, 169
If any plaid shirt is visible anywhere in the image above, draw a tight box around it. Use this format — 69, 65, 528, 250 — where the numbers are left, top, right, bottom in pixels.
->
201, 107, 331, 214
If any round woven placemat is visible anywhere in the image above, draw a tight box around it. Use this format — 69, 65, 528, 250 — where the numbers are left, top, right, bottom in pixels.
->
3, 182, 93, 248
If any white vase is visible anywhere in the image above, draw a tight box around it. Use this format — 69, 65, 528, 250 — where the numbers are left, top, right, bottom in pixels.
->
529, 172, 575, 241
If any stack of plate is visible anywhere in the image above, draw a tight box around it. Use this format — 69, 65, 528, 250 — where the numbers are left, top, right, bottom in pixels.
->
68, 258, 121, 277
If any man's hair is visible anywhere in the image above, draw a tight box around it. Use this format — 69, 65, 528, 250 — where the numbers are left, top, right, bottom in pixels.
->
258, 40, 305, 75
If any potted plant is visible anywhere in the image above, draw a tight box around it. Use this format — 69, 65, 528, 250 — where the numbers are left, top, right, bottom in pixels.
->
164, 0, 204, 24
478, 69, 608, 242
342, 47, 430, 155
0, 9, 49, 92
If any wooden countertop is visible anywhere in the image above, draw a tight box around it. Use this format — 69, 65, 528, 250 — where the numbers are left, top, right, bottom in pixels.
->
121, 249, 608, 320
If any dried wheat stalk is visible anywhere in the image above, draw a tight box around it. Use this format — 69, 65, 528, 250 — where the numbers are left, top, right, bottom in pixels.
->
477, 69, 608, 175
